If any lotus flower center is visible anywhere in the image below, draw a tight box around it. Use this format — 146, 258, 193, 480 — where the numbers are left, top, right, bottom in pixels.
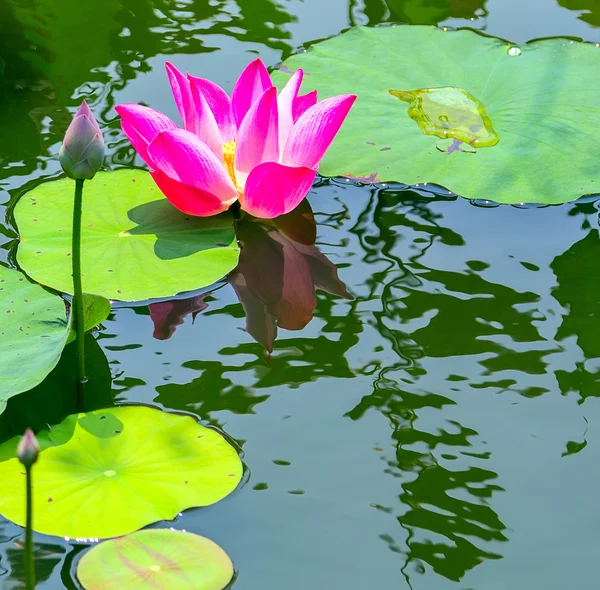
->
223, 141, 236, 186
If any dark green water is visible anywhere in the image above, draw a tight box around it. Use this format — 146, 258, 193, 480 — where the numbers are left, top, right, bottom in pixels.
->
2, 0, 600, 587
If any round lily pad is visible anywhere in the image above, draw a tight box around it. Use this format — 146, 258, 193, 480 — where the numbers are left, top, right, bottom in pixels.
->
0, 265, 69, 411
77, 529, 234, 590
272, 26, 600, 205
15, 170, 240, 301
0, 406, 243, 538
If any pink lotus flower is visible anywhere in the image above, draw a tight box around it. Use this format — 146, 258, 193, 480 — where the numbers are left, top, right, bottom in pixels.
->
115, 59, 356, 219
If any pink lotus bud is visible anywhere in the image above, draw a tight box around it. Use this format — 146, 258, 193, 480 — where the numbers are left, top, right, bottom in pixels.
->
59, 100, 105, 180
17, 428, 39, 467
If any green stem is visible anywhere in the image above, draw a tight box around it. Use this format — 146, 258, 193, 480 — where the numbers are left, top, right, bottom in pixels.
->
72, 179, 86, 398
24, 465, 35, 590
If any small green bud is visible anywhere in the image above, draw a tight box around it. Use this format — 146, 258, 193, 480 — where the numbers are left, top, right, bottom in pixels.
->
17, 428, 39, 467
59, 100, 105, 180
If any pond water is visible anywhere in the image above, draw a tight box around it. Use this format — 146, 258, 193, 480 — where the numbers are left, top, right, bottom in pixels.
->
1, 0, 600, 588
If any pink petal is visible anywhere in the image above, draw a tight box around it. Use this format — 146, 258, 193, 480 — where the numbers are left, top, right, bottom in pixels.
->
115, 104, 178, 166
147, 128, 237, 205
165, 62, 196, 132
150, 170, 232, 217
234, 87, 279, 187
293, 90, 318, 122
242, 161, 316, 219
63, 114, 101, 157
277, 69, 303, 152
188, 79, 224, 159
188, 76, 235, 143
282, 94, 357, 169
75, 100, 102, 133
231, 58, 273, 129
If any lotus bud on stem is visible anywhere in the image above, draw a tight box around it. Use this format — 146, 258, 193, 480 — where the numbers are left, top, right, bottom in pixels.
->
17, 428, 39, 590
59, 100, 105, 400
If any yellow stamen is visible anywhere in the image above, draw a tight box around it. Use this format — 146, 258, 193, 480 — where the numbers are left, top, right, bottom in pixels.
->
223, 141, 236, 186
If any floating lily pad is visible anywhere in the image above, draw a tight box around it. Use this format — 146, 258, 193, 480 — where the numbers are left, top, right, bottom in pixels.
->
77, 529, 234, 590
0, 265, 69, 411
0, 406, 242, 538
15, 170, 240, 301
273, 26, 600, 204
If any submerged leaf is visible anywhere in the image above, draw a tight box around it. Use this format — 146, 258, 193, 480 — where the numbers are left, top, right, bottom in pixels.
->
389, 86, 499, 148
77, 529, 234, 590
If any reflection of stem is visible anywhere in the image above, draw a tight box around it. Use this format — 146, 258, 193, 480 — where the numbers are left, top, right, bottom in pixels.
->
24, 465, 35, 590
72, 179, 86, 401
399, 524, 415, 590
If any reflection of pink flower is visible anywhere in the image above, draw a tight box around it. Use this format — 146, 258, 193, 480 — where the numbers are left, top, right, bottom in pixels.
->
148, 294, 209, 340
230, 213, 352, 351
115, 59, 356, 219
147, 203, 352, 351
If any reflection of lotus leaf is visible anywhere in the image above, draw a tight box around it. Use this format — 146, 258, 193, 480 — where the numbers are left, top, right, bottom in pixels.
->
272, 26, 600, 204
0, 406, 243, 538
77, 529, 234, 590
558, 0, 600, 27
0, 334, 114, 443
0, 266, 69, 411
14, 170, 239, 301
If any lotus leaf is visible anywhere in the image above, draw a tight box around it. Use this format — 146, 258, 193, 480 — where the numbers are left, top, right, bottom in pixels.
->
0, 406, 243, 538
0, 266, 69, 410
272, 26, 600, 204
14, 170, 240, 301
77, 529, 234, 590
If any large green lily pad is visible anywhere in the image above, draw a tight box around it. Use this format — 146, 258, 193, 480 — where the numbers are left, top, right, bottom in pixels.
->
15, 170, 240, 301
0, 265, 69, 410
77, 529, 234, 590
0, 406, 243, 538
273, 26, 600, 204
